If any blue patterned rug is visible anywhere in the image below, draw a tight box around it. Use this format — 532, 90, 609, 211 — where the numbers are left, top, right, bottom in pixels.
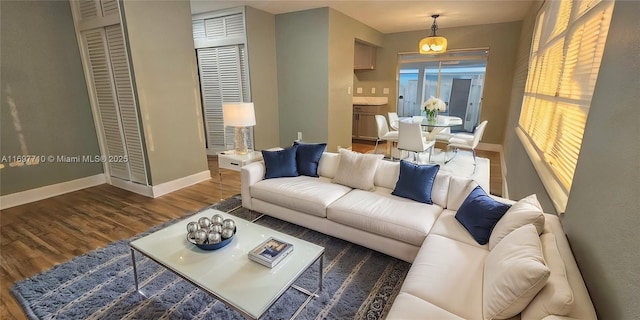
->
12, 196, 410, 319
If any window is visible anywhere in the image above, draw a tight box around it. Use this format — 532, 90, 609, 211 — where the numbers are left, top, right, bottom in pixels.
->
398, 49, 488, 133
517, 0, 613, 212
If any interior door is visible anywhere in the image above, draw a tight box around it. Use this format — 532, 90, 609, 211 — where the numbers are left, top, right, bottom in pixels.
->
448, 79, 472, 132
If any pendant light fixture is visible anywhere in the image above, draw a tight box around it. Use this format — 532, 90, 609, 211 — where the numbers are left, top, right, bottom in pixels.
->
419, 14, 447, 54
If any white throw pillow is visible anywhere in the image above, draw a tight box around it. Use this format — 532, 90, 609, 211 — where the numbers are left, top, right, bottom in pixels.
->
446, 176, 478, 210
332, 149, 383, 191
483, 224, 550, 320
489, 194, 545, 250
521, 233, 574, 319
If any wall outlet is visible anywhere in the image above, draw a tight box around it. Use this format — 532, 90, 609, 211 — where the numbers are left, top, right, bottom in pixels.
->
356, 87, 363, 94
297, 132, 302, 141
383, 88, 389, 94
348, 86, 352, 94
371, 87, 376, 94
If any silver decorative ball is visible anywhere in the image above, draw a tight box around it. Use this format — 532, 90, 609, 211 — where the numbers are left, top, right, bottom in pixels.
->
186, 221, 199, 233
221, 228, 234, 239
194, 229, 208, 244
207, 232, 222, 244
187, 231, 197, 240
222, 219, 236, 230
198, 217, 211, 228
209, 224, 223, 233
211, 214, 224, 225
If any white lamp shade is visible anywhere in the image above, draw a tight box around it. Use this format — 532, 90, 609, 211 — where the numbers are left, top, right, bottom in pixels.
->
222, 102, 256, 127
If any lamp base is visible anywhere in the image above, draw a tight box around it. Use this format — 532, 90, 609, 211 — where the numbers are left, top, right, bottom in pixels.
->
234, 126, 250, 155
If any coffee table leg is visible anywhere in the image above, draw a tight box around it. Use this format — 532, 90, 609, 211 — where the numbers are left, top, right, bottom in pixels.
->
318, 253, 323, 292
131, 248, 139, 292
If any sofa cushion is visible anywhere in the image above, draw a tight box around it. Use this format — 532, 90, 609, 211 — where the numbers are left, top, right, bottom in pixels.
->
387, 292, 465, 320
374, 161, 451, 208
446, 176, 478, 210
326, 188, 442, 246
489, 194, 545, 250
373, 159, 400, 189
332, 149, 383, 191
430, 172, 452, 209
429, 210, 489, 249
262, 146, 299, 179
484, 224, 550, 320
318, 152, 339, 179
401, 234, 487, 320
392, 161, 440, 204
250, 176, 351, 218
455, 186, 511, 245
293, 141, 326, 177
521, 233, 574, 320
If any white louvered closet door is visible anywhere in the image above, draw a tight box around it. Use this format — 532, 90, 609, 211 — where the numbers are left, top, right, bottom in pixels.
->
197, 45, 252, 153
81, 27, 148, 184
104, 25, 147, 184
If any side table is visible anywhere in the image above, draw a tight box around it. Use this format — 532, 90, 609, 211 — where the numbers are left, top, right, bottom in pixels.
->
217, 151, 263, 200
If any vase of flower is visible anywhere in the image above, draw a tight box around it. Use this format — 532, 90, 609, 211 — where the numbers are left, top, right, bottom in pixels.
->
422, 96, 446, 124
426, 109, 438, 123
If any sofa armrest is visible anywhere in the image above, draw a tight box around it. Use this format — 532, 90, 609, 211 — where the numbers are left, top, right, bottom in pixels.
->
241, 161, 265, 210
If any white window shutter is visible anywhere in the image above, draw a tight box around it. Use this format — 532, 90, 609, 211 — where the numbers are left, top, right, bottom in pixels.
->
197, 45, 251, 153
192, 20, 206, 40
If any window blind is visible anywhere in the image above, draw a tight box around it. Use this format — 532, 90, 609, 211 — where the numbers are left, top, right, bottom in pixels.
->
517, 0, 613, 212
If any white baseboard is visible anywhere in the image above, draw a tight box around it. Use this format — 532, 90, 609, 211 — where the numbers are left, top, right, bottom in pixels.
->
0, 174, 106, 210
151, 170, 211, 198
110, 177, 154, 197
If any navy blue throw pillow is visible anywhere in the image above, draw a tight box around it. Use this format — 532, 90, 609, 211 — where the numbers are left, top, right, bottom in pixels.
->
455, 186, 512, 245
293, 141, 327, 177
391, 160, 440, 204
261, 145, 299, 179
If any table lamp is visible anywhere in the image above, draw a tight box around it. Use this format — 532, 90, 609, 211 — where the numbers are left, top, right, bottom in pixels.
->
222, 102, 256, 155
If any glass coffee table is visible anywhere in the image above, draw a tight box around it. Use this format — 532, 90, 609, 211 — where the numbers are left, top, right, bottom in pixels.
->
129, 209, 324, 319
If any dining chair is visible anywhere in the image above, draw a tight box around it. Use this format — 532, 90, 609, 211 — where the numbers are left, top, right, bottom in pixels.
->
388, 112, 399, 130
447, 120, 488, 165
374, 115, 398, 160
397, 121, 435, 164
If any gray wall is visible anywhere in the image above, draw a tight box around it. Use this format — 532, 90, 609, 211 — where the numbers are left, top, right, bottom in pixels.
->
355, 21, 522, 145
561, 1, 640, 318
0, 0, 103, 196
504, 1, 640, 317
275, 8, 329, 146
245, 6, 280, 150
328, 9, 383, 151
274, 7, 383, 151
122, 0, 209, 185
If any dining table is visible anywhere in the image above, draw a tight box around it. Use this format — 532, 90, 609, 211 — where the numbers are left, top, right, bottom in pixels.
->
392, 115, 463, 163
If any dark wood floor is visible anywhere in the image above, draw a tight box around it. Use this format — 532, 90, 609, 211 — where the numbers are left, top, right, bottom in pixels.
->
0, 144, 502, 319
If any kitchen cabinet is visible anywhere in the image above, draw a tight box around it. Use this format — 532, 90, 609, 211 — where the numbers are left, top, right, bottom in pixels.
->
354, 41, 376, 70
353, 106, 382, 140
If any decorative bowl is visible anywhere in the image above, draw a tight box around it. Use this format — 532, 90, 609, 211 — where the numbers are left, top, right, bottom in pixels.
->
187, 226, 236, 250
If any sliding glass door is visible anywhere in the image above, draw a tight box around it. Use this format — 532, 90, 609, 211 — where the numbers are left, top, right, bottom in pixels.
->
397, 49, 488, 133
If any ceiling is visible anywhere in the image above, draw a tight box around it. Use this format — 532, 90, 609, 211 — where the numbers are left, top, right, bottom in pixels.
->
190, 0, 537, 34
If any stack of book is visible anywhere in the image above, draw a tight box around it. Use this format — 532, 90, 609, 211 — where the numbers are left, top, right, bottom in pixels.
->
248, 237, 294, 268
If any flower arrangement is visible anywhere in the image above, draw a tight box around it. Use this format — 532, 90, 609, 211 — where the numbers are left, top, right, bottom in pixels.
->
422, 96, 446, 122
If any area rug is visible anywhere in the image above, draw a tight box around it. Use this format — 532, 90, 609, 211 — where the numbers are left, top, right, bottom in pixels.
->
11, 196, 410, 320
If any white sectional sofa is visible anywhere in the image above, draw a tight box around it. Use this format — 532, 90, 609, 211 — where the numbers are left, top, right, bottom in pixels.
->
241, 150, 597, 319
